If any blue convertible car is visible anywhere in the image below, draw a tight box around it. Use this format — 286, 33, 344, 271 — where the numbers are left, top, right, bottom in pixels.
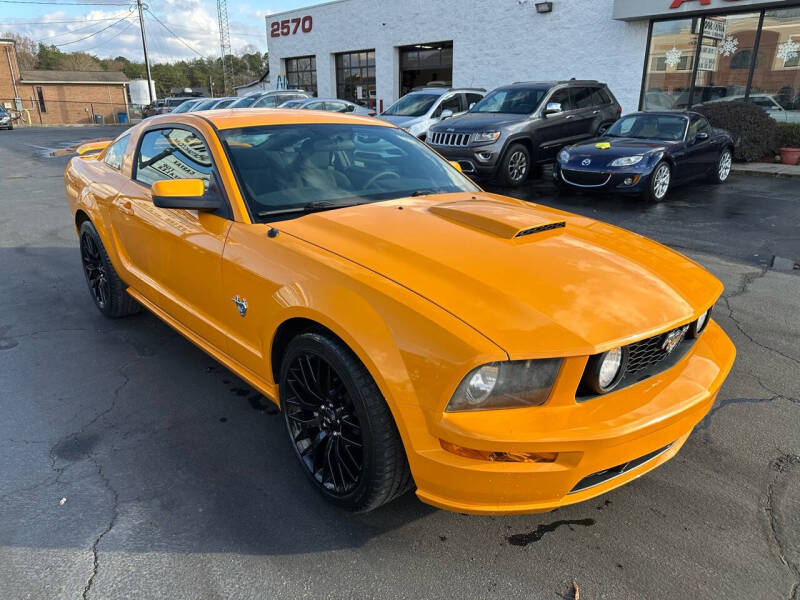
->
554, 111, 734, 202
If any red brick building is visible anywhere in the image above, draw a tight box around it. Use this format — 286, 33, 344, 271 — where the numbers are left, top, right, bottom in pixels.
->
2, 38, 129, 125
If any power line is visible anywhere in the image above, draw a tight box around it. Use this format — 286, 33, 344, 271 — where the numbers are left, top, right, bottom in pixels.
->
34, 10, 132, 42
80, 17, 134, 53
53, 12, 132, 46
0, 0, 128, 5
144, 8, 204, 57
0, 16, 127, 25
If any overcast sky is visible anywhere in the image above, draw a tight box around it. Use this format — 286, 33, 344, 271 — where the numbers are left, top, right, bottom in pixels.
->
0, 0, 320, 63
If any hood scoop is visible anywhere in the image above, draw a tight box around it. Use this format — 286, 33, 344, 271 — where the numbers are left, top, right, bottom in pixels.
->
429, 199, 566, 240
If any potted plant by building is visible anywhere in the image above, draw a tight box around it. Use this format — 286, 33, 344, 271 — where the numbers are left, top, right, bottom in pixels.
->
780, 146, 800, 165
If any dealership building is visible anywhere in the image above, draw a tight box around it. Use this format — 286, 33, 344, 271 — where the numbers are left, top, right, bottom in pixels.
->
265, 0, 800, 120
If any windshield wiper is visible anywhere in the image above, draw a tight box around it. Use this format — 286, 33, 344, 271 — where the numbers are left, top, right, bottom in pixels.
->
258, 200, 364, 217
410, 189, 437, 197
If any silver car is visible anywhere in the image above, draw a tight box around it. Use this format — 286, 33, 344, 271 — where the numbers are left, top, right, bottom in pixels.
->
278, 97, 375, 116
229, 90, 309, 109
379, 87, 486, 140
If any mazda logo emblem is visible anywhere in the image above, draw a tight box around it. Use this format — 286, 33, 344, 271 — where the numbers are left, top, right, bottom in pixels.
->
582, 158, 591, 166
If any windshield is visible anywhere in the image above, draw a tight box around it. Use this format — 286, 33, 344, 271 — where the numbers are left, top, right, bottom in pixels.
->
382, 94, 439, 117
607, 115, 687, 141
193, 99, 218, 111
214, 98, 235, 109
471, 87, 546, 114
229, 94, 262, 108
221, 123, 478, 221
171, 100, 198, 113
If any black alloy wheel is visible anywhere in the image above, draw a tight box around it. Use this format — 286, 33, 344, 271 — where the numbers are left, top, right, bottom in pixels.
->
78, 221, 140, 318
283, 350, 364, 496
80, 228, 111, 310
280, 332, 412, 511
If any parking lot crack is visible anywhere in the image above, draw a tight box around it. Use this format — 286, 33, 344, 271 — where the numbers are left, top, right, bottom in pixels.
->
81, 456, 119, 600
765, 453, 800, 600
722, 296, 800, 368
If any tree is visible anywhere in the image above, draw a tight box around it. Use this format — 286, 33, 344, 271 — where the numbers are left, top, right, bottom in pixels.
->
0, 32, 37, 70
37, 43, 65, 70
58, 52, 101, 71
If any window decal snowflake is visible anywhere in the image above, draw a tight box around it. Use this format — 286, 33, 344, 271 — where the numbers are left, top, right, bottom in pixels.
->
776, 39, 799, 62
718, 35, 739, 57
665, 46, 682, 68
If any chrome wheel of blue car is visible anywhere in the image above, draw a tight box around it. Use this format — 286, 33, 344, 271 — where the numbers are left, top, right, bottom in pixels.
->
643, 161, 671, 203
716, 150, 732, 184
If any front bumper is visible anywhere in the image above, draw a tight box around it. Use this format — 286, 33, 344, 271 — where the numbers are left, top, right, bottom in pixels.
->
430, 142, 502, 179
407, 320, 735, 514
554, 162, 653, 194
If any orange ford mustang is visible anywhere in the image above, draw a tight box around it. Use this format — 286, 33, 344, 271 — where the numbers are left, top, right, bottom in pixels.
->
64, 109, 735, 514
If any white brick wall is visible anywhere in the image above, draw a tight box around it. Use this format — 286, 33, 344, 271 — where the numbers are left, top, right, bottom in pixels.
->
266, 0, 649, 112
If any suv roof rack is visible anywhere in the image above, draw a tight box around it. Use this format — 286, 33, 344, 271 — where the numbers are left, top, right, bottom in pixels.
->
510, 79, 602, 86
411, 86, 487, 92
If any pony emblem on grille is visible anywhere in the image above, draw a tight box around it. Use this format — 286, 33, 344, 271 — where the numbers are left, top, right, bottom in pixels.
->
662, 326, 688, 354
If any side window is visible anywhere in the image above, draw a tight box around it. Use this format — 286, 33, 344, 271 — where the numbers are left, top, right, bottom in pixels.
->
434, 94, 463, 117
134, 128, 213, 187
325, 101, 348, 113
687, 117, 702, 139
589, 87, 608, 106
466, 93, 483, 109
548, 89, 575, 112
697, 117, 711, 133
255, 96, 277, 108
103, 134, 130, 170
572, 87, 595, 109
305, 101, 326, 110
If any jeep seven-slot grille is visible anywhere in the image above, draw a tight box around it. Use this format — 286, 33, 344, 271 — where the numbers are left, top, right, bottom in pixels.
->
428, 131, 471, 147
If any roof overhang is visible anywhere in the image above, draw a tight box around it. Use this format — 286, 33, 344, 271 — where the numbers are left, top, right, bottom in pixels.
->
613, 0, 794, 21
20, 80, 128, 85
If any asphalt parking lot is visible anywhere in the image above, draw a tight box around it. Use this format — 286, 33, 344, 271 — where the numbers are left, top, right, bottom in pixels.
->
1, 125, 798, 600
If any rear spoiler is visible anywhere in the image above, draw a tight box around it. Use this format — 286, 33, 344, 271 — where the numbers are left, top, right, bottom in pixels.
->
76, 140, 111, 156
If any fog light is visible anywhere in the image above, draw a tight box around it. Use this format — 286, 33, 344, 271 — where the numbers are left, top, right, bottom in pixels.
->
475, 151, 493, 162
624, 177, 633, 185
581, 347, 628, 394
440, 439, 558, 463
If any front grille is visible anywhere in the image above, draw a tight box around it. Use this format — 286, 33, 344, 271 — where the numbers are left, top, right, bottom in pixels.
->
577, 323, 697, 402
428, 131, 471, 147
561, 169, 611, 187
569, 443, 673, 494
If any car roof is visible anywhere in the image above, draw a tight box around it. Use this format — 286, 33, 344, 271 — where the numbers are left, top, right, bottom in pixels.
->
145, 109, 390, 130
408, 87, 486, 95
626, 110, 697, 118
507, 80, 604, 88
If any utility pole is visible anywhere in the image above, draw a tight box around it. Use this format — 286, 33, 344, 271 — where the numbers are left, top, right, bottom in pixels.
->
216, 0, 233, 95
137, 0, 154, 104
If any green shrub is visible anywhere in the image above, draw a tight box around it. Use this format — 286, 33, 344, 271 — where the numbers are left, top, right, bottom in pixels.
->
693, 101, 779, 162
776, 122, 800, 149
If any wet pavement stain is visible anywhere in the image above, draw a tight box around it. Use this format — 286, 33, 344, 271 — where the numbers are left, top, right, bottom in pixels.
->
596, 499, 612, 511
52, 433, 100, 462
507, 518, 596, 547
0, 325, 18, 350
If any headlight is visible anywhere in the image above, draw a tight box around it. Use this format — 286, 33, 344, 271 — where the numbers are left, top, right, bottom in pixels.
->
610, 155, 645, 167
558, 150, 570, 163
472, 131, 500, 144
581, 347, 628, 395
689, 308, 711, 338
446, 359, 561, 412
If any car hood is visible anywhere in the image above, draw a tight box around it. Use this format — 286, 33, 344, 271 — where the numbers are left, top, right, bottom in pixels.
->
430, 112, 526, 132
379, 115, 422, 127
567, 137, 675, 157
278, 193, 722, 359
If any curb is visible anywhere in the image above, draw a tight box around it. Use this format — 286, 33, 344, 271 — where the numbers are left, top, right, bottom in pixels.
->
732, 164, 800, 180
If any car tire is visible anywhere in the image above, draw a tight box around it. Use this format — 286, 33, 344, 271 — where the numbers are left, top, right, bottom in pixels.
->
279, 331, 413, 512
708, 148, 732, 184
643, 161, 671, 203
498, 143, 531, 187
78, 220, 140, 318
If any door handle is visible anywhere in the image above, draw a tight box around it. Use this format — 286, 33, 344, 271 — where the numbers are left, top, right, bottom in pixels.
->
117, 200, 134, 215
565, 115, 575, 120
592, 110, 600, 114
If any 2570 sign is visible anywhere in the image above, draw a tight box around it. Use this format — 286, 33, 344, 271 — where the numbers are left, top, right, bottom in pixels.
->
270, 16, 313, 37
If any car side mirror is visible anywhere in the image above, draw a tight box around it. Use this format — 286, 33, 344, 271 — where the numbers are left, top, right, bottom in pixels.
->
77, 140, 111, 155
543, 102, 562, 117
439, 109, 454, 120
469, 102, 476, 110
695, 132, 710, 142
151, 178, 221, 210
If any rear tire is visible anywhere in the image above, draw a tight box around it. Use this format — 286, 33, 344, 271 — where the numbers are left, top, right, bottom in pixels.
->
78, 221, 140, 318
279, 331, 412, 512
708, 148, 732, 184
642, 161, 671, 203
498, 143, 531, 187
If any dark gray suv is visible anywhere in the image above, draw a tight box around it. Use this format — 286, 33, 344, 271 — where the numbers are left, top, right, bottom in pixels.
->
427, 80, 621, 186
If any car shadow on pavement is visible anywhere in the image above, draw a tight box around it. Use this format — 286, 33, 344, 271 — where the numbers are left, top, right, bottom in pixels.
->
0, 245, 436, 559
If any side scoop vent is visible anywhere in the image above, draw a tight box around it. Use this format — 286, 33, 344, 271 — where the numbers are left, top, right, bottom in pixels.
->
515, 221, 566, 238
